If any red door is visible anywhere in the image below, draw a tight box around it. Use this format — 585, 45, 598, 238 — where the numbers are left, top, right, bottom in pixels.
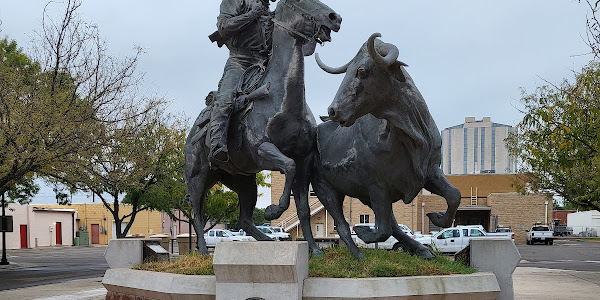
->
20, 225, 28, 248
55, 222, 62, 245
91, 224, 100, 244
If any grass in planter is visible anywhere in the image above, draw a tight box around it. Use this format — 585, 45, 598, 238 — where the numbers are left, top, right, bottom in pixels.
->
133, 252, 214, 275
309, 247, 474, 278
133, 247, 474, 278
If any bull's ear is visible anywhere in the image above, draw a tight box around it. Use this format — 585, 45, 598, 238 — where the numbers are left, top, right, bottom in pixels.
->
389, 61, 407, 82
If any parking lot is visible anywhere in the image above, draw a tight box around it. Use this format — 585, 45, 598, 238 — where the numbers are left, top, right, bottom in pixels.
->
517, 239, 600, 271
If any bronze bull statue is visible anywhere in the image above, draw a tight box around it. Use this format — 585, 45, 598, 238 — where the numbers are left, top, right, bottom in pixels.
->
311, 33, 460, 259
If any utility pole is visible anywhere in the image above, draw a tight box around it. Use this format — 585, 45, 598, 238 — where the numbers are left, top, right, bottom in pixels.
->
1, 192, 9, 265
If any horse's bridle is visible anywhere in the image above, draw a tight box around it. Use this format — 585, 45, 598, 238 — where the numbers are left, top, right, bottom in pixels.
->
272, 0, 322, 43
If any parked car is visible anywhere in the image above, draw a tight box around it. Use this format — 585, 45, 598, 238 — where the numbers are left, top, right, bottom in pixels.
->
256, 226, 291, 241
267, 226, 291, 241
351, 223, 416, 250
496, 226, 512, 233
527, 225, 554, 245
204, 229, 254, 248
269, 226, 286, 234
416, 225, 514, 253
553, 225, 573, 237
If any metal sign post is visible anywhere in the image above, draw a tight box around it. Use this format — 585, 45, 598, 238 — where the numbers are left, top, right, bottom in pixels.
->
188, 217, 192, 254
1, 193, 9, 265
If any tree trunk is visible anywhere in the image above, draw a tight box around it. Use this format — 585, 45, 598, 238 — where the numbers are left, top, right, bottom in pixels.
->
112, 193, 125, 239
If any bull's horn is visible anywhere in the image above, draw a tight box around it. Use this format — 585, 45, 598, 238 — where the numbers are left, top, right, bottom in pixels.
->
315, 53, 351, 74
368, 33, 399, 67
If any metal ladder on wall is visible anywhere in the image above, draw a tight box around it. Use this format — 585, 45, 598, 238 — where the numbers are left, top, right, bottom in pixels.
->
470, 187, 478, 206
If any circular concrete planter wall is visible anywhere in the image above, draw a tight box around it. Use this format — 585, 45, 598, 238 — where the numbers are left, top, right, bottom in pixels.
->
102, 268, 499, 300
102, 240, 518, 300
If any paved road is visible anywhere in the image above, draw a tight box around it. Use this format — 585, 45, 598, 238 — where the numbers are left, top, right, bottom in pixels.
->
0, 246, 108, 291
517, 239, 600, 271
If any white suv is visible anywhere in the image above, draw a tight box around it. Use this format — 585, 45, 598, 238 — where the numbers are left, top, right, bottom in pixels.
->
257, 226, 291, 241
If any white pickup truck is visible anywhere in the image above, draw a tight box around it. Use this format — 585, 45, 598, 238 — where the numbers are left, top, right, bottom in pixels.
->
526, 225, 554, 245
416, 225, 514, 253
204, 229, 254, 248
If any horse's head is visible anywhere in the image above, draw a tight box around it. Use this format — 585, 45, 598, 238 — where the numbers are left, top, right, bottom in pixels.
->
275, 0, 342, 56
317, 33, 411, 127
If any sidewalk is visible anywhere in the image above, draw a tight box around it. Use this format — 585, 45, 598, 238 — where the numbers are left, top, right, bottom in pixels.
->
0, 277, 105, 300
514, 267, 600, 299
1, 266, 599, 299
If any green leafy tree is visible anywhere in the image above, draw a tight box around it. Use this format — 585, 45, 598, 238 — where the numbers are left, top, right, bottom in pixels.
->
507, 62, 600, 211
152, 167, 271, 233
252, 207, 267, 227
205, 173, 270, 231
54, 111, 180, 238
4, 177, 40, 205
203, 184, 240, 231
119, 120, 189, 236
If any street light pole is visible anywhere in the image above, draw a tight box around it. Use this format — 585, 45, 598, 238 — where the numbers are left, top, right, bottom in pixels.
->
1, 192, 9, 265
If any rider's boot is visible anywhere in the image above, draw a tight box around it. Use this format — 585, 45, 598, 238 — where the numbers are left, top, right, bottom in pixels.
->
209, 101, 233, 166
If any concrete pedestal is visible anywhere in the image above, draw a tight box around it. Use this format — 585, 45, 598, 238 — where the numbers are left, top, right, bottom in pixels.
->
212, 241, 308, 300
104, 238, 164, 269
470, 238, 521, 300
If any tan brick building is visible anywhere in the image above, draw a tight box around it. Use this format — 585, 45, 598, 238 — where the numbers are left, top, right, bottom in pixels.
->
270, 173, 551, 244
36, 203, 163, 245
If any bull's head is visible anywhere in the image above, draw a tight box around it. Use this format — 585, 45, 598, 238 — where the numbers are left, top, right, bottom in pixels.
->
317, 33, 409, 126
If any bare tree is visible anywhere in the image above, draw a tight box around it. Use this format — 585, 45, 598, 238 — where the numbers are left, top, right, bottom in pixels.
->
0, 0, 162, 204
583, 0, 600, 57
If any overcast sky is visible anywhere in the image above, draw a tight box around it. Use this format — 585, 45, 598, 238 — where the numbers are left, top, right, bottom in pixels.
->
0, 1, 593, 207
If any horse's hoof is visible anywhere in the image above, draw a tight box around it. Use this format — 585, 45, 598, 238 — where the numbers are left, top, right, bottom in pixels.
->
351, 250, 366, 260
353, 225, 370, 236
311, 248, 324, 258
416, 246, 435, 260
427, 212, 452, 228
264, 205, 279, 221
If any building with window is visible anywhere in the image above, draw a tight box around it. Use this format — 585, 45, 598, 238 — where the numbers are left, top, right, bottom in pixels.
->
269, 172, 551, 244
441, 117, 516, 175
34, 203, 164, 245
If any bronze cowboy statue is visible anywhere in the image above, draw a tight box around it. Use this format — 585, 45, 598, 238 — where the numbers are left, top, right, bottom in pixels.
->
208, 0, 276, 166
184, 0, 341, 255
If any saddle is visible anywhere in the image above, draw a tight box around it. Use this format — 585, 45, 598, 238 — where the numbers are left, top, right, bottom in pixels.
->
190, 62, 270, 148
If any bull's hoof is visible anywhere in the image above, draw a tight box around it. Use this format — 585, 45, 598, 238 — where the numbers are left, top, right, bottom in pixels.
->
311, 248, 324, 258
264, 205, 281, 221
427, 211, 453, 228
395, 242, 434, 260
353, 226, 376, 243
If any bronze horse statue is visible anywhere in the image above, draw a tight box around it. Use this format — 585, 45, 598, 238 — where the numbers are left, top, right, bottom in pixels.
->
185, 0, 341, 255
312, 33, 460, 259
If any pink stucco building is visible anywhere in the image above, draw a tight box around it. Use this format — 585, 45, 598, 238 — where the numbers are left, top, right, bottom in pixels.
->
0, 204, 77, 249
